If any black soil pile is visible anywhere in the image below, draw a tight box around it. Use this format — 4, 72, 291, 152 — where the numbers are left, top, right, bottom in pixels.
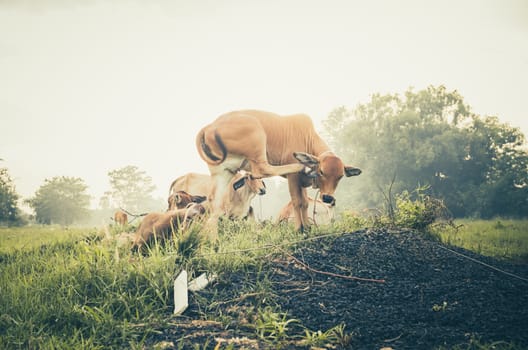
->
157, 229, 528, 349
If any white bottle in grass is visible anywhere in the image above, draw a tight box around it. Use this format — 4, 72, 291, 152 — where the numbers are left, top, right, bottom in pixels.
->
173, 270, 188, 315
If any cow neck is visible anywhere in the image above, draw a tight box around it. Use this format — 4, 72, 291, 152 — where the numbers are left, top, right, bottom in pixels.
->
317, 150, 335, 158
309, 134, 332, 157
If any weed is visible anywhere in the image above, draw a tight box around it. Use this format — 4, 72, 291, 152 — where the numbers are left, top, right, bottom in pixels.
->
437, 334, 522, 350
432, 301, 449, 312
300, 323, 353, 348
255, 306, 299, 347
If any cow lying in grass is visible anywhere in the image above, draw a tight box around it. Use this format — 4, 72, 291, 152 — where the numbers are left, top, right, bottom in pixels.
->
131, 203, 206, 253
167, 190, 206, 211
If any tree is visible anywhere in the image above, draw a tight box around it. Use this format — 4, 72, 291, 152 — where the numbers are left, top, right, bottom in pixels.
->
0, 163, 22, 225
26, 176, 91, 225
104, 165, 157, 212
467, 116, 528, 218
323, 85, 528, 218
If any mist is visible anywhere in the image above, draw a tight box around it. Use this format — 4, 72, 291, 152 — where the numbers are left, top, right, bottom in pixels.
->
1, 0, 527, 216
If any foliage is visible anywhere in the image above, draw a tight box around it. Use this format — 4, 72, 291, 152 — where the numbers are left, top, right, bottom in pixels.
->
255, 307, 299, 347
392, 186, 452, 231
100, 165, 158, 213
0, 164, 23, 225
342, 185, 454, 233
300, 324, 353, 348
25, 176, 90, 225
324, 85, 528, 218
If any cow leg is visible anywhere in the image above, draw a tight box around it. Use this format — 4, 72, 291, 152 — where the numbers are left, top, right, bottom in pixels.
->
251, 161, 306, 179
202, 164, 238, 240
287, 174, 310, 232
207, 156, 245, 212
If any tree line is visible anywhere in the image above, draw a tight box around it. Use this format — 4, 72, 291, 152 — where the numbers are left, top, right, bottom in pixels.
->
323, 85, 527, 218
1, 85, 527, 226
0, 165, 160, 226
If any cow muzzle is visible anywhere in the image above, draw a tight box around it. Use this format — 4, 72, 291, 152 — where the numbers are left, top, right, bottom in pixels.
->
321, 194, 336, 206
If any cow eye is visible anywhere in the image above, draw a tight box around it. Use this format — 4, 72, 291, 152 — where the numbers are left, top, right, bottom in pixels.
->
319, 170, 324, 176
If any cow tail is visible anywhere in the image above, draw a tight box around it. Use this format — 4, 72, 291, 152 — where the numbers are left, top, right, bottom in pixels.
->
196, 128, 227, 165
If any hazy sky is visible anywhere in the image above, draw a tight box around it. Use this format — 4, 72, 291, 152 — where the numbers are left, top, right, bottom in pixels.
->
1, 0, 527, 208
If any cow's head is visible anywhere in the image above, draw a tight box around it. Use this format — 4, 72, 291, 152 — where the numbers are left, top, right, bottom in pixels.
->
293, 151, 361, 206
183, 202, 207, 221
168, 190, 207, 210
231, 171, 266, 196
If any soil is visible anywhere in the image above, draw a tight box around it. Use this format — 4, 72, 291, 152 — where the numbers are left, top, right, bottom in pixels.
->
152, 229, 528, 349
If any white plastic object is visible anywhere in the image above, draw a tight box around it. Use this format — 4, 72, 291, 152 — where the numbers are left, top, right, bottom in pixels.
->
188, 272, 217, 292
173, 270, 188, 315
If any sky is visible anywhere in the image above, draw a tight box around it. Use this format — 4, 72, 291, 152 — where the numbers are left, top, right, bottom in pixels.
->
1, 0, 527, 210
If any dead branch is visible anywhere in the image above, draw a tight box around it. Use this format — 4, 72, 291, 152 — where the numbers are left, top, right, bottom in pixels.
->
281, 249, 385, 284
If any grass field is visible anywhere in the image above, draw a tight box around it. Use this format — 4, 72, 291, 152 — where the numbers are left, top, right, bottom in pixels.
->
0, 219, 526, 349
0, 225, 95, 254
436, 219, 528, 263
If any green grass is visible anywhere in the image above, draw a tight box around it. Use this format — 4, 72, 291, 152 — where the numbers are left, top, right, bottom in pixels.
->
0, 225, 95, 254
437, 219, 528, 263
0, 218, 526, 349
0, 221, 347, 349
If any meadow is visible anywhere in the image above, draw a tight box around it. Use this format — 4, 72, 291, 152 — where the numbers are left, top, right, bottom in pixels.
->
436, 219, 528, 263
0, 218, 527, 349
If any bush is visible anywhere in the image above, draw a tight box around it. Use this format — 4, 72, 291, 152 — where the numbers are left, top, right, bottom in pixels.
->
384, 186, 453, 232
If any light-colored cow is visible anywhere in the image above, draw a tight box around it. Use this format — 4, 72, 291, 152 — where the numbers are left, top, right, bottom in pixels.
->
277, 197, 334, 226
196, 109, 361, 233
131, 203, 206, 253
114, 210, 128, 226
168, 171, 266, 220
167, 190, 206, 211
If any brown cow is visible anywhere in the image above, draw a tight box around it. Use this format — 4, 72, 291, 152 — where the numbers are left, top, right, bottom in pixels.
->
114, 210, 128, 226
196, 110, 361, 233
277, 196, 334, 226
169, 172, 211, 198
131, 203, 206, 252
168, 171, 266, 220
167, 190, 206, 211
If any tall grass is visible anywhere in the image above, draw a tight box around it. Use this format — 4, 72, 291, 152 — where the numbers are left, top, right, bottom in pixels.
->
0, 221, 346, 348
0, 226, 180, 348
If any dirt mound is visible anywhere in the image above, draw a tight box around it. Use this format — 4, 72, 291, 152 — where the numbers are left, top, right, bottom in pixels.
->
159, 229, 528, 349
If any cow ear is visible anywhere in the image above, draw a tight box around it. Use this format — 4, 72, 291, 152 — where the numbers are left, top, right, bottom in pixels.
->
344, 166, 362, 177
293, 152, 319, 167
233, 176, 246, 191
192, 195, 207, 203
174, 193, 183, 204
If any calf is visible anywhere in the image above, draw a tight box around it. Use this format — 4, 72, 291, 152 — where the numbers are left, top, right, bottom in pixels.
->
167, 190, 206, 211
196, 109, 361, 234
131, 203, 206, 252
114, 210, 128, 226
168, 171, 266, 220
